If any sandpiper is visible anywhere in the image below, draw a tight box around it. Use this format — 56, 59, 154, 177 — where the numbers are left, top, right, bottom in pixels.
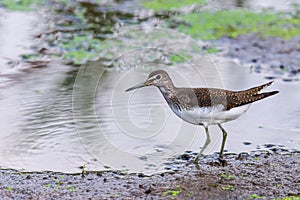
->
125, 70, 279, 163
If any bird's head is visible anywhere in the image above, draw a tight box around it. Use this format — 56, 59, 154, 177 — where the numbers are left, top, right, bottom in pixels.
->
125, 70, 171, 92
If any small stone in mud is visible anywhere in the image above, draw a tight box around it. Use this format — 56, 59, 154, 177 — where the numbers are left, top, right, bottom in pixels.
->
264, 144, 276, 148
96, 172, 102, 176
180, 153, 192, 160
144, 187, 152, 194
138, 173, 146, 178
264, 76, 277, 80
208, 158, 227, 167
219, 158, 228, 167
138, 156, 148, 161
282, 78, 294, 82
243, 142, 252, 146
291, 69, 300, 74
26, 175, 32, 179
236, 152, 250, 160
270, 148, 289, 154
287, 190, 299, 196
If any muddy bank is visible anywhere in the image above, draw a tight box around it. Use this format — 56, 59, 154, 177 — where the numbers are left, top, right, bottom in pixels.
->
216, 34, 300, 81
0, 150, 299, 199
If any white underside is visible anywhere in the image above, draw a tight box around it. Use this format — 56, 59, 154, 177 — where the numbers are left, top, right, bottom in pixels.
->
171, 104, 251, 126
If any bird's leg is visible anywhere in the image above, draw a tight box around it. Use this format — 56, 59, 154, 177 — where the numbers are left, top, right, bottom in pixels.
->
217, 124, 228, 158
193, 126, 211, 164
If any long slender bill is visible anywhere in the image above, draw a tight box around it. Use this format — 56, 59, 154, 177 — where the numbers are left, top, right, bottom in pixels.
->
125, 81, 147, 92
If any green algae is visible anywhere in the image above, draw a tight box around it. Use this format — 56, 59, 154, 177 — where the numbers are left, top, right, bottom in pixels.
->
0, 0, 46, 11
178, 9, 300, 40
142, 0, 206, 11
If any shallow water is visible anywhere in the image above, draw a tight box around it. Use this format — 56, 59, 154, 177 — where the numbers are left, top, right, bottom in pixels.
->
1, 51, 299, 174
0, 5, 299, 175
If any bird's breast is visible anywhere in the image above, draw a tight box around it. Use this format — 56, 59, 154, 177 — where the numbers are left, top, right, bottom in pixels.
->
168, 104, 251, 125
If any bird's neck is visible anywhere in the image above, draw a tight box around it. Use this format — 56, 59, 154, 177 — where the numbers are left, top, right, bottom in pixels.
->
157, 81, 177, 106
157, 82, 175, 96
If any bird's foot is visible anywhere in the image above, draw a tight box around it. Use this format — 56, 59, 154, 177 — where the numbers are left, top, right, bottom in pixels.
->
193, 158, 201, 170
193, 157, 199, 164
207, 157, 227, 167
218, 157, 227, 167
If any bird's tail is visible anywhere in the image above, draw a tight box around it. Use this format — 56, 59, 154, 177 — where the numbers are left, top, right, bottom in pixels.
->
242, 81, 275, 95
249, 91, 279, 103
234, 81, 279, 106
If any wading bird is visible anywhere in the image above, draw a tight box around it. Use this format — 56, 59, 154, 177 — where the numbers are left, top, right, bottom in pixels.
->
126, 70, 279, 163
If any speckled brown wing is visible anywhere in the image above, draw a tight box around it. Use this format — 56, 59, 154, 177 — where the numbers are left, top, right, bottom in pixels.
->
164, 88, 216, 110
191, 88, 242, 110
167, 82, 278, 111
189, 81, 279, 110
191, 88, 229, 108
170, 88, 229, 110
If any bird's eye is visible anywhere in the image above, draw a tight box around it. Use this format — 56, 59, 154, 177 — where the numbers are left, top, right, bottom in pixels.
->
156, 75, 161, 79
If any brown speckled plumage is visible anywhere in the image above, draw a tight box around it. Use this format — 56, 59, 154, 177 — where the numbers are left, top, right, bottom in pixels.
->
159, 86, 278, 111
147, 70, 278, 111
127, 70, 279, 112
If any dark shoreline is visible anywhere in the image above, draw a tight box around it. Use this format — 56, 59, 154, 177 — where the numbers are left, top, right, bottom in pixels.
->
215, 34, 300, 81
1, 150, 299, 199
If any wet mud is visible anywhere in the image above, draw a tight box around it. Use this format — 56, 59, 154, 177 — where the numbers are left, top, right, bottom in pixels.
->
0, 150, 299, 199
216, 34, 300, 81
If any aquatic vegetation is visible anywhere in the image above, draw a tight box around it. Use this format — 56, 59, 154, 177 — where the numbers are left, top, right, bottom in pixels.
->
208, 183, 218, 187
61, 35, 101, 65
178, 10, 300, 40
162, 185, 182, 197
169, 54, 190, 63
142, 0, 206, 11
206, 47, 219, 54
65, 185, 75, 192
185, 191, 193, 197
221, 185, 235, 191
43, 178, 76, 192
276, 183, 281, 187
80, 163, 87, 178
43, 183, 52, 187
0, 0, 46, 11
249, 194, 266, 199
219, 173, 234, 179
276, 197, 300, 200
